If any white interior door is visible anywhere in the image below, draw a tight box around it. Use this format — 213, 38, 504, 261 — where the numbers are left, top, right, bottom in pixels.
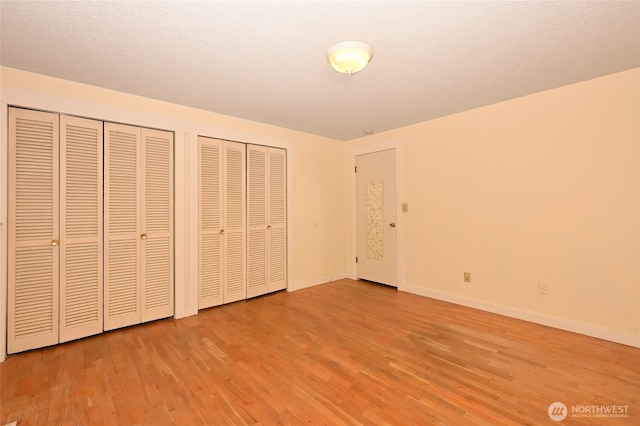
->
104, 123, 141, 330
105, 124, 174, 329
8, 108, 60, 354
141, 128, 174, 322
247, 145, 287, 298
198, 137, 246, 306
267, 148, 287, 292
247, 145, 267, 298
59, 115, 103, 343
223, 142, 246, 303
356, 149, 397, 286
198, 137, 224, 308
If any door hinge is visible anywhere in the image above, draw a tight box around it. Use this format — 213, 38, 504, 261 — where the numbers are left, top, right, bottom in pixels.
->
354, 166, 357, 173
356, 256, 358, 263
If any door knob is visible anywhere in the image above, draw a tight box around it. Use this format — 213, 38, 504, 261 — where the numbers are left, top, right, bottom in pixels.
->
140, 234, 147, 240
267, 225, 272, 230
220, 229, 225, 235
389, 223, 396, 228
51, 239, 59, 246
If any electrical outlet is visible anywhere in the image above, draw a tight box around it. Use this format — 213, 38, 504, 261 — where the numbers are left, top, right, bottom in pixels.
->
464, 272, 471, 283
538, 282, 549, 295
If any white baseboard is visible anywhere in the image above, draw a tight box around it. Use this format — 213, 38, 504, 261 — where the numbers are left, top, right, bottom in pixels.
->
290, 274, 348, 292
400, 284, 640, 349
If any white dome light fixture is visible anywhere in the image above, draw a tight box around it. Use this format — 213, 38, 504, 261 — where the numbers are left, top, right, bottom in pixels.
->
327, 41, 373, 75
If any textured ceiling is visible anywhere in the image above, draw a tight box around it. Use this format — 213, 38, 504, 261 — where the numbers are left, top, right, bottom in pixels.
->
1, 1, 639, 141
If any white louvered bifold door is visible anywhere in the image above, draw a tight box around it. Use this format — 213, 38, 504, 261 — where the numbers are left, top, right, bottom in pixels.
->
247, 146, 287, 298
141, 128, 174, 322
267, 148, 287, 292
104, 123, 141, 330
247, 145, 268, 298
223, 142, 246, 303
8, 108, 60, 354
59, 115, 103, 343
198, 136, 224, 308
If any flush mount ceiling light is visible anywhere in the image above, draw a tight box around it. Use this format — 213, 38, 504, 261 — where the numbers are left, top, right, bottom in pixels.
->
327, 41, 373, 75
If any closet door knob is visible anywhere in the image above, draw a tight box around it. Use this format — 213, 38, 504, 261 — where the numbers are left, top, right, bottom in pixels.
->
389, 222, 396, 228
51, 239, 59, 246
220, 229, 225, 235
267, 225, 272, 230
141, 234, 147, 240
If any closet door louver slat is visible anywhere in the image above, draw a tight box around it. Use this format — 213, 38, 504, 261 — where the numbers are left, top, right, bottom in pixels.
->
247, 146, 267, 298
104, 123, 141, 330
198, 138, 224, 308
223, 142, 246, 303
247, 145, 287, 298
8, 108, 60, 354
141, 129, 174, 322
198, 137, 246, 306
8, 108, 175, 352
59, 115, 103, 342
268, 148, 287, 292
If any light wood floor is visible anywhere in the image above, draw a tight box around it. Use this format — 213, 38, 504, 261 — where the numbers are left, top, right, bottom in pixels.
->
1, 279, 638, 425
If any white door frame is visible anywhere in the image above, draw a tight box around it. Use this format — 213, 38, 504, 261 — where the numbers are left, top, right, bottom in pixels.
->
350, 139, 404, 287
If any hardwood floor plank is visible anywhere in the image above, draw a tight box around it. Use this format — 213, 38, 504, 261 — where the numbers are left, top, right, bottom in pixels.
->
1, 279, 639, 425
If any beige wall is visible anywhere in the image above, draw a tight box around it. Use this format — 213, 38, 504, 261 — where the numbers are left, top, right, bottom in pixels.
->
348, 68, 640, 345
2, 66, 639, 361
0, 67, 349, 360
293, 139, 348, 287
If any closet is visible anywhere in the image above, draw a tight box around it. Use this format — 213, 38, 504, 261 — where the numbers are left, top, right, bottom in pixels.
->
198, 140, 287, 307
7, 107, 174, 354
247, 145, 287, 298
104, 123, 174, 330
198, 136, 246, 309
8, 108, 103, 354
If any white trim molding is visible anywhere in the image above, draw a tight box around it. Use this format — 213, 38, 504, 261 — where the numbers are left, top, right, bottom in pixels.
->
400, 284, 640, 349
